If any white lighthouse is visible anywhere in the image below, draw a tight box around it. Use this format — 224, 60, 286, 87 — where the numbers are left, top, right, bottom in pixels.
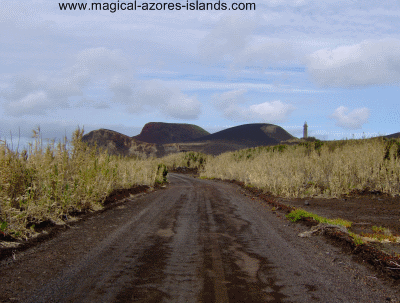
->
303, 122, 308, 139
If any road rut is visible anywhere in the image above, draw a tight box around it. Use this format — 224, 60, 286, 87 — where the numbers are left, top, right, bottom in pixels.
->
0, 173, 399, 302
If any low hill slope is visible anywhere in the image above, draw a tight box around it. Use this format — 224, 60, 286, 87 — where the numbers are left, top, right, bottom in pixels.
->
180, 123, 295, 155
82, 129, 162, 158
82, 123, 297, 157
192, 123, 294, 145
82, 129, 132, 155
385, 132, 400, 139
133, 122, 209, 144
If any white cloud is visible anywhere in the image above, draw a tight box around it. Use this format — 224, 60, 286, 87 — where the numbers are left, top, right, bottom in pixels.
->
212, 89, 295, 122
0, 47, 200, 119
198, 14, 258, 63
233, 40, 294, 68
305, 38, 400, 88
164, 91, 201, 120
248, 101, 295, 120
213, 89, 248, 110
109, 74, 135, 105
261, 0, 310, 7
0, 0, 53, 29
329, 106, 370, 130
133, 80, 173, 109
4, 91, 50, 116
72, 47, 129, 76
198, 14, 297, 71
1, 47, 127, 116
132, 80, 202, 119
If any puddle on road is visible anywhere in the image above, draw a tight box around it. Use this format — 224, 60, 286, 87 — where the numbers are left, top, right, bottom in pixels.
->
233, 249, 260, 280
118, 185, 290, 303
156, 228, 175, 238
205, 193, 289, 303
221, 237, 289, 303
114, 196, 186, 302
114, 235, 172, 303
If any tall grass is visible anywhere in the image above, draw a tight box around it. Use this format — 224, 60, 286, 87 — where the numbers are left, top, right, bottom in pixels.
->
200, 138, 400, 198
160, 151, 211, 171
3, 131, 398, 238
0, 127, 165, 239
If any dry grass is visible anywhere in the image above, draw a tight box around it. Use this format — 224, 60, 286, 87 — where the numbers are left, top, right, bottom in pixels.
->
160, 151, 211, 171
0, 127, 165, 239
200, 137, 400, 198
3, 131, 399, 239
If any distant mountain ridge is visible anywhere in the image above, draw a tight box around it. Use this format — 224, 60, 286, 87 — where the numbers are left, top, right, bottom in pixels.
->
192, 123, 294, 145
82, 122, 298, 157
133, 122, 210, 144
385, 132, 400, 139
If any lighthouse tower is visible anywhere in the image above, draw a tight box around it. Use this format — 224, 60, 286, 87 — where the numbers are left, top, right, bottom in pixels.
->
303, 122, 308, 139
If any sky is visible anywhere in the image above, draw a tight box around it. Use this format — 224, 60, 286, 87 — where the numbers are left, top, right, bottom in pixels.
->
1, 0, 400, 149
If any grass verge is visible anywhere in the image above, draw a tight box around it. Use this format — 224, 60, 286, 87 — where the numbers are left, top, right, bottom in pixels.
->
0, 127, 166, 240
286, 209, 352, 228
199, 137, 400, 198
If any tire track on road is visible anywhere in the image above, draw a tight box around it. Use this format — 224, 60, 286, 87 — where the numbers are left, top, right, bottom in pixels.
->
1, 173, 399, 302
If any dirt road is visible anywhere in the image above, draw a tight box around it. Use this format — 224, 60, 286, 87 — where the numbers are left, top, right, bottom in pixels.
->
1, 173, 399, 302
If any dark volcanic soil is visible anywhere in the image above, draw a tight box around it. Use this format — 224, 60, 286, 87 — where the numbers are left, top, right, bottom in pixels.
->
0, 185, 151, 260
226, 180, 400, 236
1, 174, 400, 302
278, 191, 400, 263
217, 180, 400, 236
223, 180, 400, 279
278, 192, 400, 236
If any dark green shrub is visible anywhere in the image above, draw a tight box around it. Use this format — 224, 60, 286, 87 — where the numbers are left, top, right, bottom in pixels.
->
156, 164, 168, 183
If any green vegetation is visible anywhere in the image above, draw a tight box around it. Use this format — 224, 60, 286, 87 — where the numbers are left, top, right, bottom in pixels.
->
372, 225, 389, 234
286, 209, 352, 228
362, 225, 398, 243
0, 127, 165, 239
3, 129, 399, 241
156, 164, 168, 184
349, 232, 365, 246
160, 151, 211, 171
190, 124, 210, 136
286, 208, 368, 246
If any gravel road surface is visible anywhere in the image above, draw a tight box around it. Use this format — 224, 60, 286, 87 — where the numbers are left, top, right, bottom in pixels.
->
0, 173, 399, 302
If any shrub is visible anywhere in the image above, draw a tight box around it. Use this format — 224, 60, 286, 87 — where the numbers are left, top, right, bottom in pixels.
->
160, 151, 211, 171
156, 164, 168, 184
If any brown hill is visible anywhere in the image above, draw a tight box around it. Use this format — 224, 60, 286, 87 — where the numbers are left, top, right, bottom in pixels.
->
82, 123, 296, 157
133, 122, 209, 144
82, 129, 165, 158
385, 132, 400, 139
191, 123, 294, 145
82, 129, 133, 155
185, 123, 295, 155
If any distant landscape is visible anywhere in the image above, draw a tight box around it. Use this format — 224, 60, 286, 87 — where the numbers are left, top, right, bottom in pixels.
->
1, 122, 400, 240
4, 2, 400, 295
82, 121, 400, 158
82, 122, 301, 157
